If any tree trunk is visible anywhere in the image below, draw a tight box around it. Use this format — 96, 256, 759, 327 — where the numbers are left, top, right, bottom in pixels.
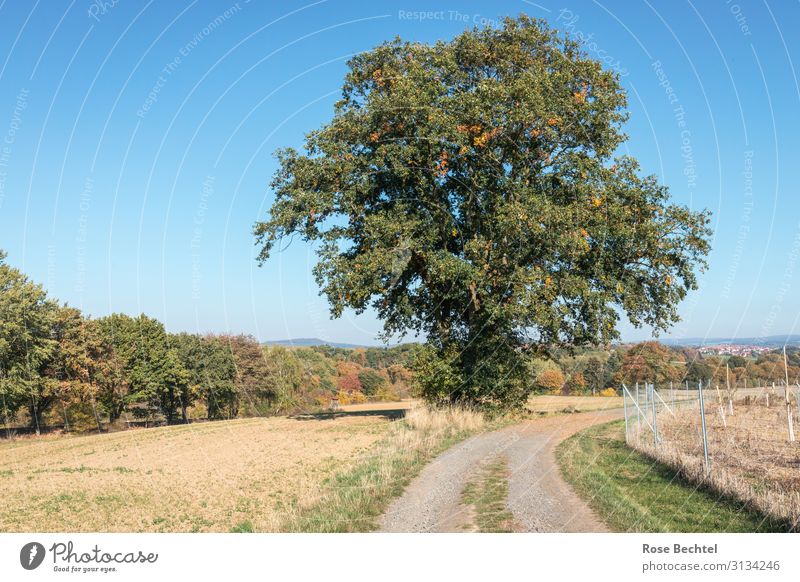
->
92, 402, 103, 434
28, 403, 41, 435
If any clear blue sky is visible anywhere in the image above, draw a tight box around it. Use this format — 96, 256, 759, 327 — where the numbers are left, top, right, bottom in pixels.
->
0, 0, 798, 344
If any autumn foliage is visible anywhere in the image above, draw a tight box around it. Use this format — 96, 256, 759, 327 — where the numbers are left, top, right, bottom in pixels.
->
535, 369, 565, 394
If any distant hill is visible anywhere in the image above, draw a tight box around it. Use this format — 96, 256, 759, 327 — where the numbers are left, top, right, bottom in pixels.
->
264, 338, 368, 349
270, 335, 800, 349
659, 335, 800, 348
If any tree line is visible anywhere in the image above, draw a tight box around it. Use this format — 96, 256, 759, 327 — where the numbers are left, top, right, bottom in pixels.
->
0, 251, 413, 433
531, 341, 800, 396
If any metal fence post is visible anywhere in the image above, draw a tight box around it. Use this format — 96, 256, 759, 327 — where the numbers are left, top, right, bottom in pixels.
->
622, 383, 629, 443
698, 380, 710, 476
651, 383, 659, 446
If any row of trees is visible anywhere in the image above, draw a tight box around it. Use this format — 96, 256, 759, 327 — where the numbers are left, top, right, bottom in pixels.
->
614, 342, 800, 388
8, 243, 792, 428
0, 251, 412, 432
532, 341, 800, 396
533, 351, 623, 395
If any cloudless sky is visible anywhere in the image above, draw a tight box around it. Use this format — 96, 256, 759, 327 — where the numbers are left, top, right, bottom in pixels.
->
0, 0, 798, 344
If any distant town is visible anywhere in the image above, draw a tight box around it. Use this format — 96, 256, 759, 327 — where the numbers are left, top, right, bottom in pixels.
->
657, 334, 800, 355
697, 344, 773, 357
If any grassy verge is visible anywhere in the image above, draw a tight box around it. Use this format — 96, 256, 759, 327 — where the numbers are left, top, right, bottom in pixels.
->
280, 406, 507, 532
631, 403, 800, 527
461, 457, 517, 532
556, 420, 788, 532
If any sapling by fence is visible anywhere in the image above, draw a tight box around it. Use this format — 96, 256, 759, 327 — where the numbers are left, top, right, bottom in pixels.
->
623, 381, 800, 529
794, 384, 800, 422
725, 364, 735, 416
783, 347, 796, 443
714, 383, 727, 428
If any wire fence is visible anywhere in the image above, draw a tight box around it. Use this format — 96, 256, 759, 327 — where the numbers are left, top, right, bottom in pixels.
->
622, 381, 800, 527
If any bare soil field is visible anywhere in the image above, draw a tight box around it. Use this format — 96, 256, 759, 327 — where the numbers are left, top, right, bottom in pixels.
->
339, 395, 624, 415
339, 400, 416, 412
527, 394, 623, 414
0, 415, 391, 532
631, 398, 800, 527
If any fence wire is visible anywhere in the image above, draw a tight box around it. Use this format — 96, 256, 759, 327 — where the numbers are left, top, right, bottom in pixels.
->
622, 381, 800, 527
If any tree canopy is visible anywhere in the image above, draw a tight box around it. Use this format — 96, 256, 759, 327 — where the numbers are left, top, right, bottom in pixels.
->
253, 16, 711, 409
0, 250, 58, 427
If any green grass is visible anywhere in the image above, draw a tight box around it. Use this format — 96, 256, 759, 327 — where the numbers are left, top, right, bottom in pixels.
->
229, 520, 254, 533
461, 458, 517, 532
556, 420, 788, 532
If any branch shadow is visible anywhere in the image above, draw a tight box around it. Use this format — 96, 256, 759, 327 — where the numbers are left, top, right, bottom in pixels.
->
289, 409, 408, 422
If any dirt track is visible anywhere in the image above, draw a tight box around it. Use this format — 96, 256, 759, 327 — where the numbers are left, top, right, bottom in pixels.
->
378, 409, 622, 532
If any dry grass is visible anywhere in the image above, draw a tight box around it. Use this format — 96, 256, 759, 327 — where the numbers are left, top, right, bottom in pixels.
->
0, 415, 391, 532
629, 398, 800, 528
403, 405, 485, 433
527, 394, 623, 414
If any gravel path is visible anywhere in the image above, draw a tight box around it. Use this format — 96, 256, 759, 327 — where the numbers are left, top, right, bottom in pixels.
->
378, 409, 622, 532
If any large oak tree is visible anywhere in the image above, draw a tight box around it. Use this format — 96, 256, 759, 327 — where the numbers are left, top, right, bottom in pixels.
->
253, 16, 711, 408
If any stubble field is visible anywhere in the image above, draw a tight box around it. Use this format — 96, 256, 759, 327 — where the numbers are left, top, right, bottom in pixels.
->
0, 415, 390, 532
527, 394, 623, 414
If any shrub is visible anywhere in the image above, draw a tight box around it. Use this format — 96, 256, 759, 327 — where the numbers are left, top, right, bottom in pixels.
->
336, 373, 362, 393
357, 370, 387, 396
565, 372, 587, 395
599, 387, 618, 397
411, 344, 464, 404
373, 384, 400, 402
386, 364, 411, 385
336, 389, 367, 405
60, 401, 102, 433
534, 368, 565, 394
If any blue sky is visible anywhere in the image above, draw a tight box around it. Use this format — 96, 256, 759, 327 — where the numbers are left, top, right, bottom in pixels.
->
0, 0, 798, 344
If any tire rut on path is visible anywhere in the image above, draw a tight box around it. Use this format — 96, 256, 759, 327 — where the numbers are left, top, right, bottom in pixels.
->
378, 409, 622, 532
